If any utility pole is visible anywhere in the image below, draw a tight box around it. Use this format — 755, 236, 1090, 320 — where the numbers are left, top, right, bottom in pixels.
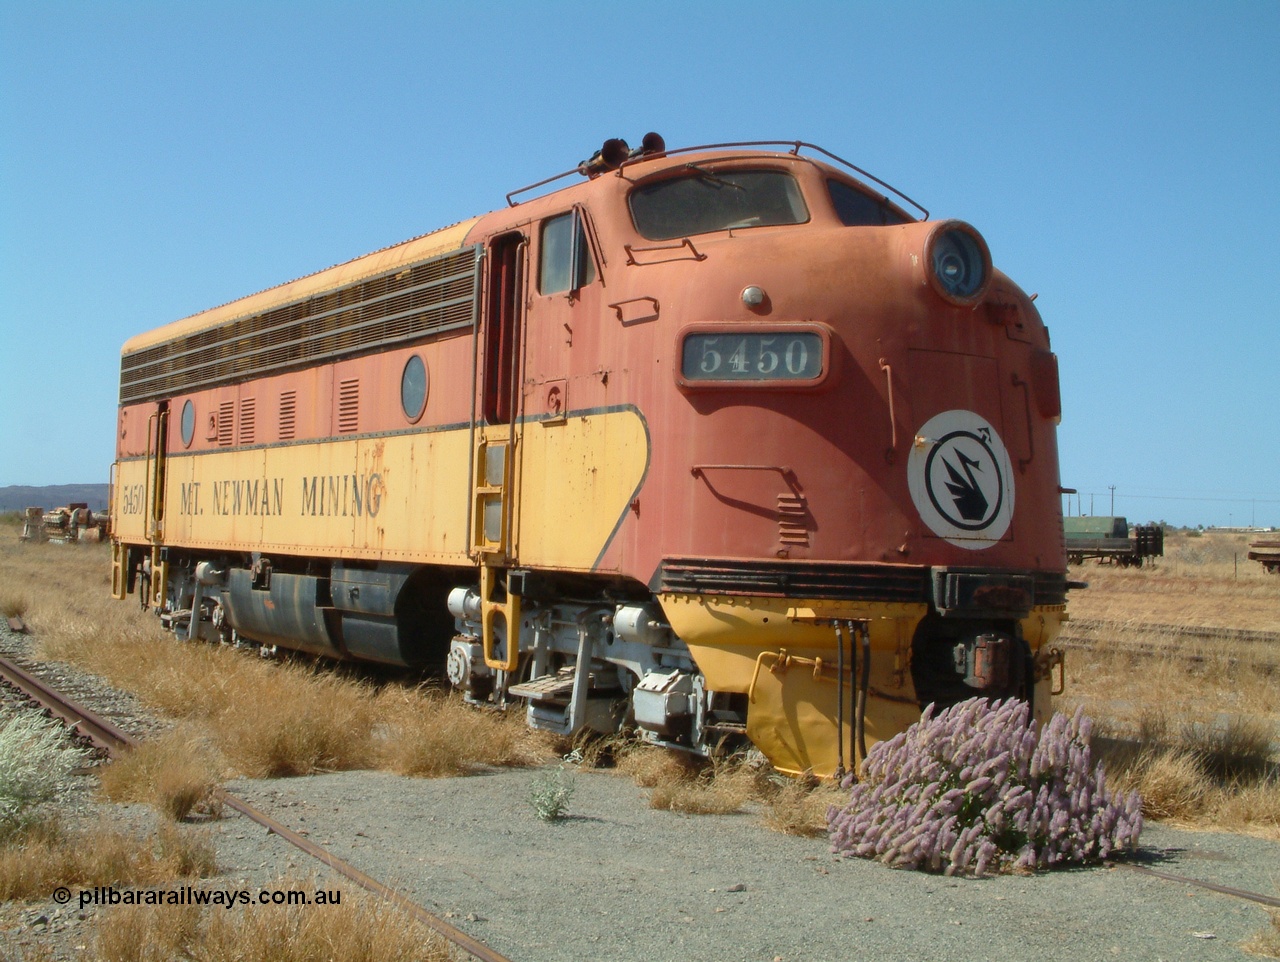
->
1109, 485, 1116, 516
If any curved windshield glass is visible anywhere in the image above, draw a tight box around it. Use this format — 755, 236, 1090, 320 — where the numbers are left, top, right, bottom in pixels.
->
630, 168, 809, 240
827, 179, 909, 226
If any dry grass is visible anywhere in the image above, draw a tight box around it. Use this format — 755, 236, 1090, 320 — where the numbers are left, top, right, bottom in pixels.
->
0, 591, 27, 620
4, 529, 1274, 839
33, 610, 382, 777
98, 728, 224, 821
608, 742, 846, 833
596, 529, 1279, 837
1068, 530, 1279, 630
1244, 909, 1280, 959
0, 539, 554, 781
0, 819, 215, 901
1060, 529, 1280, 838
374, 686, 549, 777
89, 881, 456, 962
615, 746, 755, 814
760, 777, 847, 837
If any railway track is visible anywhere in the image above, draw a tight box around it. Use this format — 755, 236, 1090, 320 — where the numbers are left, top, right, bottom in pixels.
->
0, 650, 513, 962
1058, 618, 1280, 669
3, 619, 1278, 952
1065, 618, 1280, 647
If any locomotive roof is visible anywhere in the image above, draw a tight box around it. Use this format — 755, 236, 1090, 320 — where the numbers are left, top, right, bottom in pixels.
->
121, 217, 480, 356
121, 140, 919, 357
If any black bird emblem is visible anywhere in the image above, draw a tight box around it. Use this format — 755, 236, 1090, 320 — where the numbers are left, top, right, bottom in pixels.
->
942, 451, 988, 522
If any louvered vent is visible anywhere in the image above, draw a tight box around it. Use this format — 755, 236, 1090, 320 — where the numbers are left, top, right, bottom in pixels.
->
279, 390, 297, 440
119, 245, 481, 404
218, 401, 235, 446
239, 397, 256, 445
338, 379, 359, 434
777, 493, 810, 547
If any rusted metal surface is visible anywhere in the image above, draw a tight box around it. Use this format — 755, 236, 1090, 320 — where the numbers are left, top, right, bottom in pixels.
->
1064, 518, 1164, 567
1118, 863, 1280, 909
0, 652, 514, 962
1248, 540, 1280, 573
1057, 619, 1280, 672
0, 654, 134, 753
19, 504, 111, 544
109, 136, 1073, 776
214, 792, 514, 962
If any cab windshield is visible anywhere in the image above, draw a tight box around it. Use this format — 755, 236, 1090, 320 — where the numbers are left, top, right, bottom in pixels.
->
629, 167, 809, 240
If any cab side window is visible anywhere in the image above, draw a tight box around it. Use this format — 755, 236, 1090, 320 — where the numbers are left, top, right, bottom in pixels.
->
827, 179, 909, 226
539, 211, 596, 295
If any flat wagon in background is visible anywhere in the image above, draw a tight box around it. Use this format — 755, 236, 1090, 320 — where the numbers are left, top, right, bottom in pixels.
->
1063, 516, 1163, 567
1248, 540, 1280, 574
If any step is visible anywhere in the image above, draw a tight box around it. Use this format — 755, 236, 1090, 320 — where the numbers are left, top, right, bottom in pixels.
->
508, 672, 577, 702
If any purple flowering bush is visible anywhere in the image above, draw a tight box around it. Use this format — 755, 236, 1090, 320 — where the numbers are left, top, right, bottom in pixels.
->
827, 698, 1143, 876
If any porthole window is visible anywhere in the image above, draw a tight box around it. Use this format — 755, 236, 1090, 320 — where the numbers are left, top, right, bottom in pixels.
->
400, 355, 428, 422
180, 400, 195, 447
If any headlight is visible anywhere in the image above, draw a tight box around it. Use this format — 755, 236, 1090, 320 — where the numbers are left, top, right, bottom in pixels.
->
927, 222, 991, 305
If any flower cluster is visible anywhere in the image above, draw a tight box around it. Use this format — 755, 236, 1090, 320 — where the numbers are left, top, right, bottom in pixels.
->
827, 698, 1142, 876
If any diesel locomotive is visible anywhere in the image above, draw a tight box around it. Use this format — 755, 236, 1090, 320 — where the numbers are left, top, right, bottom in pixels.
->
110, 137, 1068, 777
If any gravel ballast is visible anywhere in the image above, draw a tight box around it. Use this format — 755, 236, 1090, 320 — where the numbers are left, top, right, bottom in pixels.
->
0, 619, 1275, 961
213, 768, 1277, 962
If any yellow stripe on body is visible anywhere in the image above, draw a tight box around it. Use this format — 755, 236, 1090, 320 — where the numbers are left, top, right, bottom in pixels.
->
513, 407, 650, 571
120, 428, 472, 563
113, 406, 651, 572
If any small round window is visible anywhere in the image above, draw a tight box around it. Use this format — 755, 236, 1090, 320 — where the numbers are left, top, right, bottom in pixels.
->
180, 400, 195, 447
400, 355, 428, 422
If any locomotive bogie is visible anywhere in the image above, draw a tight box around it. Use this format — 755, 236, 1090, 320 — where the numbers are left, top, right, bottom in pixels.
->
111, 139, 1070, 777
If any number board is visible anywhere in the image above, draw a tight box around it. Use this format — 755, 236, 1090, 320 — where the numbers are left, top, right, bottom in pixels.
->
680, 331, 823, 382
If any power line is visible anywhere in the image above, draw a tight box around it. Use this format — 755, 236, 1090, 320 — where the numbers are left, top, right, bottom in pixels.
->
1069, 493, 1280, 504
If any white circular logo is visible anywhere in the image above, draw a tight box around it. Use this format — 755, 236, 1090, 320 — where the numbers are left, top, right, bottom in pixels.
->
908, 410, 1014, 549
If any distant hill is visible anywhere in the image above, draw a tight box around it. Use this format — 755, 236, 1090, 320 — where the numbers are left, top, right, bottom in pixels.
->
0, 484, 110, 513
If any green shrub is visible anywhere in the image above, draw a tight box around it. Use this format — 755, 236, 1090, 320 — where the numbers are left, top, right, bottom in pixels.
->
0, 712, 86, 839
529, 765, 575, 821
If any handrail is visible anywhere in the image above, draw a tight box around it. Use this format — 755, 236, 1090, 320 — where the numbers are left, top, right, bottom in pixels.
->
506, 139, 929, 219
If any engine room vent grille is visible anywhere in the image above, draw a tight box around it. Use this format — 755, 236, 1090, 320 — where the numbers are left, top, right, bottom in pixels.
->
217, 401, 235, 446
279, 390, 297, 441
239, 397, 256, 445
337, 379, 359, 434
119, 245, 482, 404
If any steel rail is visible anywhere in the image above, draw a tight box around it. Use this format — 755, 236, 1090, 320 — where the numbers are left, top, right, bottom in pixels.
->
1066, 618, 1280, 646
1118, 863, 1280, 909
0, 653, 135, 752
0, 652, 514, 962
1056, 636, 1280, 670
212, 791, 513, 962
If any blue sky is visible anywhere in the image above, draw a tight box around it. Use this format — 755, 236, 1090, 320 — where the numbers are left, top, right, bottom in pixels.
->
2, 1, 1277, 528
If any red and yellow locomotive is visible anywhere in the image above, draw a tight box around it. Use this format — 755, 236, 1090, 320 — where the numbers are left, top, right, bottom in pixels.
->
111, 137, 1067, 777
